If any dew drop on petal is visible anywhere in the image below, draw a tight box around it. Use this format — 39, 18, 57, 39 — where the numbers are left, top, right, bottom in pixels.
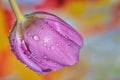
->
54, 62, 58, 65
28, 56, 31, 59
67, 42, 71, 46
27, 33, 31, 36
65, 35, 69, 38
43, 43, 47, 47
47, 47, 50, 50
21, 40, 25, 46
56, 43, 59, 46
33, 35, 40, 41
51, 46, 54, 50
25, 65, 27, 67
43, 55, 48, 59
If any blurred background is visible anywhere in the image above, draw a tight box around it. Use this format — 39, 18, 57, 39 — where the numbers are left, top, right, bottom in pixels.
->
0, 0, 120, 80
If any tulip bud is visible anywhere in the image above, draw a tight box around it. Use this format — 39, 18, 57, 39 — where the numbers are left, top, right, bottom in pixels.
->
9, 12, 83, 74
8, 0, 83, 74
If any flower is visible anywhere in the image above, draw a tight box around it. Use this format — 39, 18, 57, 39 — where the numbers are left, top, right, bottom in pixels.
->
9, 12, 83, 74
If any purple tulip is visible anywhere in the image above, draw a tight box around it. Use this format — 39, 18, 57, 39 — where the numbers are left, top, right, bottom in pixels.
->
9, 12, 83, 74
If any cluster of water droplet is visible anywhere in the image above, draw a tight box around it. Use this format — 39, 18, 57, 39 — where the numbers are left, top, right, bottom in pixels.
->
9, 12, 83, 74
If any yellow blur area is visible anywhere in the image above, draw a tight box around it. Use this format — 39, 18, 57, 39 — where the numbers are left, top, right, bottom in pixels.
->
0, 8, 9, 51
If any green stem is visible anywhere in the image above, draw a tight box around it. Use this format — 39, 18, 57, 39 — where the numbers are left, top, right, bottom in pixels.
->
9, 0, 25, 23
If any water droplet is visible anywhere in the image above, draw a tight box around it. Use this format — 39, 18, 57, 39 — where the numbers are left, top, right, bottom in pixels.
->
55, 22, 59, 26
67, 42, 71, 46
27, 33, 31, 36
25, 65, 27, 67
28, 56, 31, 59
51, 46, 54, 50
65, 35, 69, 38
43, 55, 48, 59
33, 35, 40, 41
56, 43, 59, 46
21, 40, 25, 44
43, 43, 47, 47
47, 47, 50, 50
54, 62, 57, 65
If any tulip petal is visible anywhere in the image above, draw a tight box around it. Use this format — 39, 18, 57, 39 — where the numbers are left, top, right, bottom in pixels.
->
9, 12, 83, 74
31, 12, 83, 47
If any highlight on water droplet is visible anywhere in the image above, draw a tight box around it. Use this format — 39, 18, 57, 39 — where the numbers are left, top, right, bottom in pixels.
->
67, 42, 71, 46
27, 33, 31, 36
56, 43, 59, 46
43, 55, 48, 59
64, 35, 69, 38
33, 35, 40, 41
25, 65, 27, 67
51, 46, 54, 50
43, 43, 47, 47
47, 47, 50, 50
28, 56, 31, 59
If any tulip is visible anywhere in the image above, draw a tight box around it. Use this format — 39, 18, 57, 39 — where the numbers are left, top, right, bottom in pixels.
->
8, 0, 83, 74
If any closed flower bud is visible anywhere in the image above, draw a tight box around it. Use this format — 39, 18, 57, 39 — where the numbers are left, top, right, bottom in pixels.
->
8, 0, 83, 74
